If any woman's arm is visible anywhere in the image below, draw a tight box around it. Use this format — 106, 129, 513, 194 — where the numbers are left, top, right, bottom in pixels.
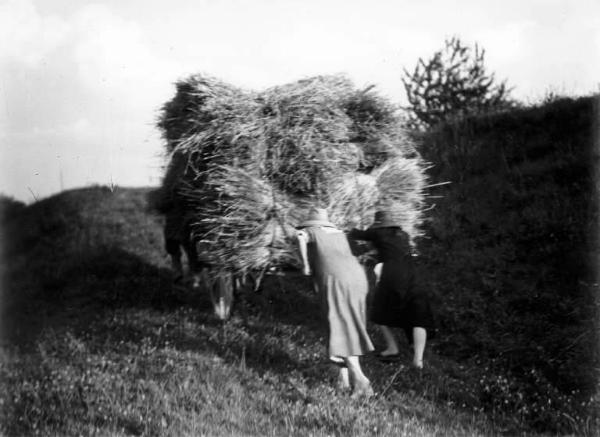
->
296, 230, 311, 276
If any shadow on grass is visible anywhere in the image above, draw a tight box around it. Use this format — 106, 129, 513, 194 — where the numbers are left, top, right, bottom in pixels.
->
1, 243, 328, 385
169, 271, 327, 377
0, 246, 208, 350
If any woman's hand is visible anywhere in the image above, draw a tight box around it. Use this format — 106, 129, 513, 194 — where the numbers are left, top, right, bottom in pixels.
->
373, 262, 383, 284
297, 230, 311, 276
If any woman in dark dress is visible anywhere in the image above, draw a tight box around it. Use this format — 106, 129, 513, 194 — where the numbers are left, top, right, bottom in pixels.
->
350, 210, 434, 368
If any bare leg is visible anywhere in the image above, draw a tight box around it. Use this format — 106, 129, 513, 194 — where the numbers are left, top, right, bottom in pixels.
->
166, 236, 184, 282
337, 367, 350, 390
182, 232, 201, 288
345, 356, 373, 397
190, 272, 202, 289
412, 327, 427, 368
170, 254, 184, 281
373, 264, 398, 356
378, 325, 399, 356
210, 275, 233, 321
329, 356, 350, 391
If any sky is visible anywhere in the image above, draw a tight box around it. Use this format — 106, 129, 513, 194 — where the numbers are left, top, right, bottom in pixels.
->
1, 0, 599, 203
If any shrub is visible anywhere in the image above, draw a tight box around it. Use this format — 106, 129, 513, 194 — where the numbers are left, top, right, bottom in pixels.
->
402, 36, 513, 129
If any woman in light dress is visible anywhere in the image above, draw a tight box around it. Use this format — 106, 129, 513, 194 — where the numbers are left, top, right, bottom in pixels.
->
296, 207, 374, 397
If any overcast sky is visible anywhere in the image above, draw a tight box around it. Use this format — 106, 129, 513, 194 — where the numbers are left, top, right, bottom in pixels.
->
1, 0, 599, 202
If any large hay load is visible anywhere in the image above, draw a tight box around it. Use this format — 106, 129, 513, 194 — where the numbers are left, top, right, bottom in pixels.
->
156, 73, 429, 318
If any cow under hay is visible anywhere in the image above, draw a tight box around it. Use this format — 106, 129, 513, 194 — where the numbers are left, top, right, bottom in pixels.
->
155, 73, 430, 319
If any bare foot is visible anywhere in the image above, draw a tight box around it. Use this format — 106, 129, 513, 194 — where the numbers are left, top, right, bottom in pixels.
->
337, 367, 350, 391
351, 381, 374, 399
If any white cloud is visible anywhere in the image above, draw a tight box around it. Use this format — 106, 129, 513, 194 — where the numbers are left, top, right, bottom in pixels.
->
476, 20, 537, 64
2, 0, 600, 202
1, 1, 173, 201
72, 4, 180, 112
0, 0, 69, 66
2, 1, 180, 126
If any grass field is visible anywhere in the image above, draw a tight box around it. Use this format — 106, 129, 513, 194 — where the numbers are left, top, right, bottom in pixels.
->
0, 184, 597, 436
0, 186, 501, 436
1, 96, 599, 437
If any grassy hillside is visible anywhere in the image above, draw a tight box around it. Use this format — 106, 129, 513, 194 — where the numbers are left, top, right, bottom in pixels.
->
415, 95, 600, 433
0, 96, 598, 436
0, 186, 507, 436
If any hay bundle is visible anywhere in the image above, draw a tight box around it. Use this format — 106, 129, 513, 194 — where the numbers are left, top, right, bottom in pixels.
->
159, 74, 262, 174
327, 173, 379, 228
344, 86, 417, 168
326, 157, 428, 245
372, 157, 429, 244
180, 165, 299, 273
260, 76, 360, 198
158, 75, 256, 152
157, 73, 430, 277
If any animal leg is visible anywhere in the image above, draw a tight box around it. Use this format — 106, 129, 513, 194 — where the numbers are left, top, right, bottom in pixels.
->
170, 253, 184, 283
210, 275, 234, 320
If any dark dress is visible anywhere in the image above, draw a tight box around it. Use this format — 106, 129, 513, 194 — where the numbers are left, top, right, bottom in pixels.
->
349, 227, 434, 333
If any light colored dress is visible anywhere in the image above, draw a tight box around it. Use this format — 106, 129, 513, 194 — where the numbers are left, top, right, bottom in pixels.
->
305, 227, 374, 357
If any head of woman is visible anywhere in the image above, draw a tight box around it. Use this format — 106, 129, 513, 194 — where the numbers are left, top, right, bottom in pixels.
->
370, 210, 404, 235
297, 207, 336, 230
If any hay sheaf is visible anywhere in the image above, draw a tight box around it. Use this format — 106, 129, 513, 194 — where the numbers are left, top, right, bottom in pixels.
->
259, 76, 360, 198
157, 73, 430, 276
180, 165, 299, 273
157, 75, 256, 153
